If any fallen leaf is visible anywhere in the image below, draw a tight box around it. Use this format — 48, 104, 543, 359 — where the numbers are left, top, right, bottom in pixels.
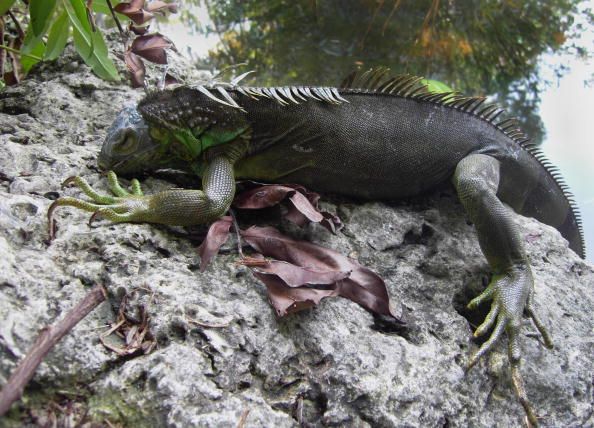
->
234, 182, 342, 232
253, 271, 338, 317
233, 184, 295, 209
197, 216, 233, 272
241, 226, 399, 319
287, 192, 323, 223
244, 258, 350, 287
164, 73, 179, 86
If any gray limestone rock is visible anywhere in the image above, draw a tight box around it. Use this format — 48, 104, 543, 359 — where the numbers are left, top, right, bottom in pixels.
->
0, 40, 592, 428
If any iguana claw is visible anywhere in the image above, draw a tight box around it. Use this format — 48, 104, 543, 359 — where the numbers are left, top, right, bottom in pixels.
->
466, 265, 552, 428
49, 154, 237, 238
48, 171, 147, 239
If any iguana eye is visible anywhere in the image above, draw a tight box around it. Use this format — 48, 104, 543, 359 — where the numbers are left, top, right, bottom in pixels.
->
150, 127, 166, 140
115, 130, 138, 155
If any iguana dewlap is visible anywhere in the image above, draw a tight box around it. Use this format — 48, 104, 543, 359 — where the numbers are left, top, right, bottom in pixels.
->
50, 70, 585, 426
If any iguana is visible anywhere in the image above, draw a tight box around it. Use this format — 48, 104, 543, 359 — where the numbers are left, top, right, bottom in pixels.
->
49, 69, 585, 426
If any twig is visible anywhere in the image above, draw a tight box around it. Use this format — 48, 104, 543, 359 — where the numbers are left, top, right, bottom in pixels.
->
185, 315, 232, 329
0, 17, 5, 78
237, 408, 250, 428
0, 284, 107, 416
229, 208, 244, 258
7, 10, 24, 40
105, 0, 126, 39
0, 44, 42, 61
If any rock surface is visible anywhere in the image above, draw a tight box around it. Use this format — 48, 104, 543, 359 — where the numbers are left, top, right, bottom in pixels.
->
0, 41, 593, 428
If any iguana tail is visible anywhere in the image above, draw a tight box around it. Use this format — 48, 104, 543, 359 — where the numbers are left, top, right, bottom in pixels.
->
498, 146, 585, 259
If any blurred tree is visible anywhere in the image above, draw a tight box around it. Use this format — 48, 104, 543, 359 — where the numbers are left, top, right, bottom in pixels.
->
180, 0, 590, 143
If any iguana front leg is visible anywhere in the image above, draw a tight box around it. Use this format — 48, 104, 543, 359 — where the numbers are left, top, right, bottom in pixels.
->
453, 153, 553, 427
49, 154, 236, 235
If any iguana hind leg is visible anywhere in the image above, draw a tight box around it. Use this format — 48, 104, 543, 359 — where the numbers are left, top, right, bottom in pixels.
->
453, 153, 553, 427
49, 154, 236, 237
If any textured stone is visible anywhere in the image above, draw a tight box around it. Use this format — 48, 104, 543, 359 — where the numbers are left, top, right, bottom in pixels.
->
0, 39, 592, 428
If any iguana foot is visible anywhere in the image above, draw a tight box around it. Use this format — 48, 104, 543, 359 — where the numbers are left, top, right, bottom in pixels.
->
48, 172, 154, 238
466, 264, 553, 427
49, 158, 237, 238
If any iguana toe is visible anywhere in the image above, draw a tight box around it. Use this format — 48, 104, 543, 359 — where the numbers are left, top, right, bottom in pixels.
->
48, 172, 149, 239
466, 266, 550, 427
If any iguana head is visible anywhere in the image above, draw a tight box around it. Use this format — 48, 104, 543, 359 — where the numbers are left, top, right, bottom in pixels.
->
98, 105, 160, 175
99, 87, 250, 176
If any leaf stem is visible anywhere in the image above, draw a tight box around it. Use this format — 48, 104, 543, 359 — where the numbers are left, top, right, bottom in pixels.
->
105, 0, 125, 39
0, 44, 42, 61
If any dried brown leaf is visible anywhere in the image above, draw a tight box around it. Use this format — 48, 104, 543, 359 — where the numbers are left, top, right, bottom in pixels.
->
251, 259, 349, 287
164, 73, 179, 86
253, 271, 338, 317
197, 216, 233, 272
129, 23, 150, 35
130, 33, 173, 64
233, 184, 295, 209
124, 50, 145, 88
241, 226, 399, 319
287, 192, 323, 223
234, 183, 342, 232
114, 2, 154, 25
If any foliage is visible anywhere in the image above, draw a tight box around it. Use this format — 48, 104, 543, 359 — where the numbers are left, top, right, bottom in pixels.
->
0, 0, 177, 87
194, 0, 589, 143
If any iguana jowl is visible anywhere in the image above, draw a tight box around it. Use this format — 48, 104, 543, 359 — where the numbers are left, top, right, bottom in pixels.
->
50, 70, 585, 425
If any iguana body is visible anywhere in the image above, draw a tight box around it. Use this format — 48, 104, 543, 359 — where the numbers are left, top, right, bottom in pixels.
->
51, 70, 585, 425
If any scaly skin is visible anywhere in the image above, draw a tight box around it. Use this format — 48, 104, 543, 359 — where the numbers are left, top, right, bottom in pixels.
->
50, 73, 586, 426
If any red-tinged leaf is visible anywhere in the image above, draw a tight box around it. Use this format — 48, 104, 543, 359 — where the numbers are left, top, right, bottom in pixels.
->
240, 226, 399, 319
146, 1, 178, 13
233, 184, 295, 209
288, 192, 324, 223
320, 211, 342, 234
234, 183, 342, 232
129, 23, 150, 35
130, 33, 173, 64
114, 2, 154, 25
164, 73, 179, 86
284, 204, 309, 227
114, 0, 146, 13
252, 260, 349, 287
197, 216, 233, 272
253, 271, 338, 317
124, 50, 145, 88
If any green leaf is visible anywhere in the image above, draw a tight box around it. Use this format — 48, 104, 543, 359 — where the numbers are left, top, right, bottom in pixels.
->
422, 78, 454, 93
21, 24, 46, 72
91, 0, 111, 15
63, 0, 119, 81
30, 0, 57, 37
44, 9, 70, 60
0, 0, 16, 16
